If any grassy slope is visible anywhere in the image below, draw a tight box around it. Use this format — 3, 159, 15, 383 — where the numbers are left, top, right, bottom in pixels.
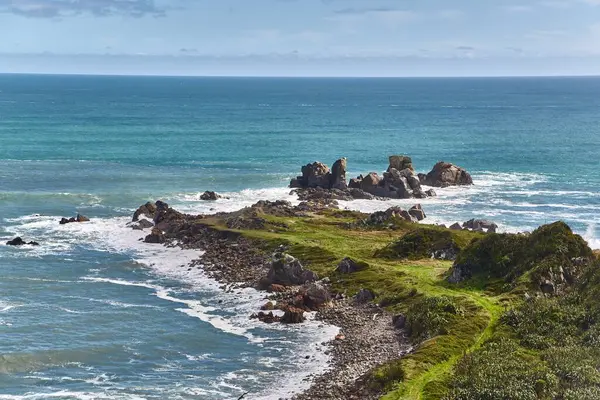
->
201, 211, 505, 399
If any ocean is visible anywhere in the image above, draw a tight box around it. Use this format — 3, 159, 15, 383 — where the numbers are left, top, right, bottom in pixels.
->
1, 74, 600, 399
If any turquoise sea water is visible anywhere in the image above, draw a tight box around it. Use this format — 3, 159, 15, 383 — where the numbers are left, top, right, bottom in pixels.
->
1, 74, 600, 399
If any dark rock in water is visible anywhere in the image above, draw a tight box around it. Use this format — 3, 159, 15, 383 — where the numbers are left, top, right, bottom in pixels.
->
303, 161, 332, 188
144, 227, 166, 244
59, 214, 89, 224
131, 219, 154, 230
330, 158, 348, 190
355, 288, 375, 304
263, 249, 318, 287
449, 222, 463, 230
200, 191, 221, 201
251, 311, 280, 324
408, 204, 426, 221
6, 237, 25, 246
260, 301, 275, 311
6, 237, 39, 246
132, 202, 157, 222
347, 188, 375, 200
392, 314, 407, 329
281, 306, 306, 323
425, 189, 437, 197
336, 257, 368, 274
423, 161, 473, 187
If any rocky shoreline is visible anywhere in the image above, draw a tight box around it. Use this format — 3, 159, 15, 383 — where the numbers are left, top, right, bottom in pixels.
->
127, 199, 414, 399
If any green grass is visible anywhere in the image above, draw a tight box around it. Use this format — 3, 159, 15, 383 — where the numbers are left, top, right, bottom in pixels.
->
198, 210, 505, 399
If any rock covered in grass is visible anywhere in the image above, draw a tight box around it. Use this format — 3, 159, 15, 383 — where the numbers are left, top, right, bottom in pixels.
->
448, 222, 593, 292
336, 257, 369, 274
375, 227, 463, 261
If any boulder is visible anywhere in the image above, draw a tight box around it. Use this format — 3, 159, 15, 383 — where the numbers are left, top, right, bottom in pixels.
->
347, 188, 376, 200
423, 161, 473, 187
200, 191, 220, 201
265, 250, 318, 286
336, 257, 368, 274
330, 158, 348, 190
251, 311, 280, 324
360, 172, 381, 193
292, 161, 332, 189
59, 214, 89, 224
392, 314, 407, 329
6, 237, 25, 246
132, 202, 157, 222
303, 282, 331, 309
449, 222, 463, 230
131, 219, 154, 230
76, 214, 90, 222
463, 219, 498, 233
425, 189, 437, 197
388, 155, 414, 172
408, 204, 426, 221
281, 306, 306, 323
144, 227, 166, 244
348, 176, 363, 189
355, 288, 375, 304
260, 301, 275, 311
400, 210, 417, 223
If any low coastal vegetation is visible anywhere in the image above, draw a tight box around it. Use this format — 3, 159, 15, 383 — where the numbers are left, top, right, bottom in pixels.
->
124, 156, 600, 399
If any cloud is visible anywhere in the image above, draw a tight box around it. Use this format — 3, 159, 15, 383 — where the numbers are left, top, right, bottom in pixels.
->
503, 5, 533, 12
330, 7, 417, 25
0, 0, 169, 18
456, 46, 476, 51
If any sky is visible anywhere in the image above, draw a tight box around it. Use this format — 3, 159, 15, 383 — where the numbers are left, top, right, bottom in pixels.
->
2, 0, 600, 76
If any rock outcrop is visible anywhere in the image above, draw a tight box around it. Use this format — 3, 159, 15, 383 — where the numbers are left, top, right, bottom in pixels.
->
144, 227, 166, 244
262, 249, 318, 287
363, 206, 427, 226
59, 214, 90, 225
6, 237, 39, 246
133, 202, 157, 222
422, 161, 473, 187
200, 191, 221, 201
290, 155, 469, 200
463, 219, 498, 233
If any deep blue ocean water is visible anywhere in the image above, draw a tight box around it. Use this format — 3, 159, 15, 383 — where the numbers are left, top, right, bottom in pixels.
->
1, 74, 600, 399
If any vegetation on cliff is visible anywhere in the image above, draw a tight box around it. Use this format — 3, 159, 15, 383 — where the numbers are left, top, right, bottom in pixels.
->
178, 201, 597, 400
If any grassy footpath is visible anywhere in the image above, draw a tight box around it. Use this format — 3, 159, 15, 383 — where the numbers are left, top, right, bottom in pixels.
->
200, 210, 509, 399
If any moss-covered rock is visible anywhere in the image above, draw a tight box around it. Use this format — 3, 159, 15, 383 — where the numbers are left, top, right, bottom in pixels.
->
448, 222, 593, 291
375, 227, 464, 260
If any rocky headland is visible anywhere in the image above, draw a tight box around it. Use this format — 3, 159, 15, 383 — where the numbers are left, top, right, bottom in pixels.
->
112, 158, 600, 400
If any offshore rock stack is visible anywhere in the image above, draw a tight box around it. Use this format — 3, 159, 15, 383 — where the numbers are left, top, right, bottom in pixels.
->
290, 155, 472, 200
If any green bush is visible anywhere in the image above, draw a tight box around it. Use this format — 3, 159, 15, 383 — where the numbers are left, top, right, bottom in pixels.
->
406, 296, 464, 342
376, 227, 462, 260
446, 339, 558, 400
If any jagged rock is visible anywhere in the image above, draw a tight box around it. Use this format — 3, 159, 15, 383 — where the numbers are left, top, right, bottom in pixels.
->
144, 227, 166, 244
425, 189, 437, 197
59, 214, 89, 225
281, 306, 305, 323
392, 314, 407, 329
423, 161, 473, 187
348, 176, 362, 189
131, 219, 154, 230
355, 288, 375, 304
5, 237, 37, 246
303, 282, 331, 309
388, 155, 414, 172
408, 204, 426, 221
200, 191, 220, 201
336, 257, 368, 273
400, 210, 417, 223
264, 250, 318, 286
294, 187, 353, 201
463, 219, 498, 233
449, 223, 463, 230
330, 158, 348, 190
360, 172, 382, 193
133, 202, 157, 222
251, 311, 280, 324
366, 206, 417, 225
299, 162, 332, 188
347, 188, 376, 200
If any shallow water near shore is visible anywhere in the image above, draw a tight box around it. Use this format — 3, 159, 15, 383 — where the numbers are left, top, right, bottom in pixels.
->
1, 75, 600, 398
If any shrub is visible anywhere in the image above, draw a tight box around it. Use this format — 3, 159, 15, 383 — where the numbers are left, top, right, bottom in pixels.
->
406, 296, 464, 342
376, 227, 462, 261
